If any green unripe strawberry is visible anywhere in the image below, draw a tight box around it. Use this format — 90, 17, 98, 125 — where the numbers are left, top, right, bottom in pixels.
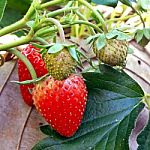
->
43, 48, 76, 80
93, 39, 128, 66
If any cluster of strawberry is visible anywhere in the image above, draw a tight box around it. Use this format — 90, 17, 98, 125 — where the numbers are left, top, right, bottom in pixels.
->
18, 44, 88, 137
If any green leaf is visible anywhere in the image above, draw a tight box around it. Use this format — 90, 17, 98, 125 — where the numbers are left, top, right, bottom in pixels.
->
135, 29, 144, 42
0, 0, 7, 21
68, 46, 79, 63
128, 47, 134, 54
48, 43, 64, 54
26, 21, 35, 28
119, 0, 132, 7
137, 116, 150, 150
96, 33, 106, 50
106, 29, 131, 40
0, 0, 31, 27
138, 0, 150, 10
32, 65, 144, 150
143, 28, 150, 39
92, 0, 118, 7
86, 34, 101, 44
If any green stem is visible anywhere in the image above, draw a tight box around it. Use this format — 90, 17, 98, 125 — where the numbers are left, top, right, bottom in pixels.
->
74, 10, 95, 35
32, 37, 49, 45
11, 73, 49, 85
0, 0, 38, 36
45, 18, 65, 43
0, 0, 65, 37
8, 48, 37, 79
0, 19, 26, 37
40, 0, 64, 9
130, 5, 145, 28
35, 24, 70, 37
0, 29, 34, 51
71, 20, 103, 33
47, 7, 78, 17
78, 0, 107, 33
35, 20, 102, 37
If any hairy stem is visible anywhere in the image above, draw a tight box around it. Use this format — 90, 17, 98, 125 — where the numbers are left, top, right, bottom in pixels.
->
32, 37, 49, 45
131, 5, 145, 28
40, 0, 64, 9
0, 29, 34, 51
74, 10, 95, 35
71, 20, 103, 33
8, 48, 37, 79
0, 0, 38, 36
45, 18, 65, 43
47, 7, 78, 17
78, 0, 107, 33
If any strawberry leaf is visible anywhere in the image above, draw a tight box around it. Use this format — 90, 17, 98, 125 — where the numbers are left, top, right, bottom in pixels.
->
0, 0, 7, 21
143, 28, 150, 39
135, 29, 144, 42
92, 0, 118, 7
86, 34, 101, 44
138, 0, 150, 10
119, 0, 132, 7
96, 33, 107, 50
106, 29, 131, 40
128, 47, 134, 54
32, 65, 144, 150
68, 46, 79, 63
48, 43, 64, 54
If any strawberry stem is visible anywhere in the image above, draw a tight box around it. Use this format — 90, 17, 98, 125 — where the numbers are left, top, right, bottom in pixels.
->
8, 48, 37, 79
0, 0, 64, 37
0, 0, 38, 36
40, 0, 64, 9
45, 18, 66, 43
77, 0, 108, 33
71, 20, 103, 33
0, 29, 34, 51
74, 10, 96, 35
11, 73, 49, 85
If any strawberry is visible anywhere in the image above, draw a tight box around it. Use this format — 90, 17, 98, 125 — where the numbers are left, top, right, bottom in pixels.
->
43, 47, 77, 80
32, 75, 88, 137
94, 39, 128, 66
18, 44, 48, 106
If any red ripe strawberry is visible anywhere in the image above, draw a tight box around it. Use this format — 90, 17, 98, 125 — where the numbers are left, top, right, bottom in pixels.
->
32, 75, 88, 137
18, 44, 48, 106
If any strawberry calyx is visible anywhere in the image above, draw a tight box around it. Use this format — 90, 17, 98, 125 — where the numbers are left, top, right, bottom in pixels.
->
41, 43, 84, 80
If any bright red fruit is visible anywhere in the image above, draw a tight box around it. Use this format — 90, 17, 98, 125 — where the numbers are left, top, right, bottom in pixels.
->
32, 75, 88, 137
18, 44, 48, 106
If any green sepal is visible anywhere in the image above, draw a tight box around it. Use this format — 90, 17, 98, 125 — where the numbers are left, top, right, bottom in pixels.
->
135, 28, 150, 47
26, 21, 35, 28
135, 29, 144, 43
143, 28, 150, 39
128, 47, 134, 54
86, 34, 101, 44
106, 29, 131, 41
68, 45, 80, 63
48, 43, 64, 54
96, 33, 107, 50
11, 73, 49, 85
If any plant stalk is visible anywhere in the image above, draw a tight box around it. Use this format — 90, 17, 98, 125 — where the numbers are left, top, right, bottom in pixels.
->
45, 18, 65, 43
8, 48, 37, 79
78, 0, 107, 33
40, 0, 64, 9
0, 29, 34, 51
